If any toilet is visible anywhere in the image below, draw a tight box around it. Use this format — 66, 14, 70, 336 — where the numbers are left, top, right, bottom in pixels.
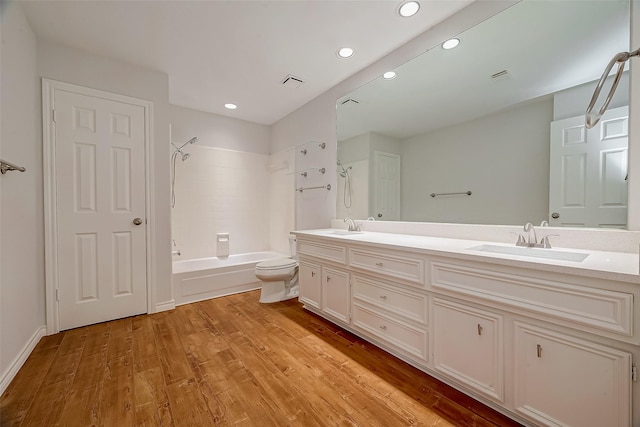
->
255, 235, 299, 303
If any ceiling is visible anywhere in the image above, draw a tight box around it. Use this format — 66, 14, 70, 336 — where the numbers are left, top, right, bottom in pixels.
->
19, 0, 473, 125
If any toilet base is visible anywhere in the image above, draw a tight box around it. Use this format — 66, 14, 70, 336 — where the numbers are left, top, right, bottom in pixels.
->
259, 280, 299, 303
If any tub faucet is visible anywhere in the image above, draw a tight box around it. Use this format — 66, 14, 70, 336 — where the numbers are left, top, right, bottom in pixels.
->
344, 217, 360, 232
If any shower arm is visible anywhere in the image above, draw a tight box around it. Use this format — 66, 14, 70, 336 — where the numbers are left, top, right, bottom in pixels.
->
585, 48, 640, 129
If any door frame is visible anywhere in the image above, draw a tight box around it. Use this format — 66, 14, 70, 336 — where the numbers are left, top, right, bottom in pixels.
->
42, 78, 154, 334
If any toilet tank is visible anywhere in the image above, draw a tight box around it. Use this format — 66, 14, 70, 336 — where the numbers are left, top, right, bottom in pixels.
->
288, 234, 297, 258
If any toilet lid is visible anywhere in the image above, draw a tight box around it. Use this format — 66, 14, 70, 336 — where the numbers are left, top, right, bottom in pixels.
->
256, 258, 297, 270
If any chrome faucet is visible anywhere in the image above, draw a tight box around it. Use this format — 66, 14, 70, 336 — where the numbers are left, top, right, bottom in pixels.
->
344, 217, 360, 232
516, 222, 557, 248
523, 222, 537, 246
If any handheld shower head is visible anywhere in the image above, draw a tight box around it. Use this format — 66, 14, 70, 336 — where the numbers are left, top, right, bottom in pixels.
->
177, 136, 199, 150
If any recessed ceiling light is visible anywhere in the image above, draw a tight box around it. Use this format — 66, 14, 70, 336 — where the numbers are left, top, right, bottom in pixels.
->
337, 47, 354, 59
224, 103, 237, 110
442, 38, 460, 50
398, 1, 420, 17
383, 71, 396, 79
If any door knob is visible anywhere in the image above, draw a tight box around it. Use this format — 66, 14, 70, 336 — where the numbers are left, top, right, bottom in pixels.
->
551, 212, 560, 219
133, 218, 143, 225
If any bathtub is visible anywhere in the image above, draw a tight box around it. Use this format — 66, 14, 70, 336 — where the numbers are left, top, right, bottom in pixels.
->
172, 251, 289, 306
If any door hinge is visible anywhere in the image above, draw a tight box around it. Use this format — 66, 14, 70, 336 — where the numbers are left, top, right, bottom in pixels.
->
55, 288, 60, 301
52, 109, 56, 123
632, 365, 637, 382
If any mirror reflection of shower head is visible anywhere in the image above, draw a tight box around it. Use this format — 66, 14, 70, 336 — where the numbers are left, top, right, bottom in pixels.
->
337, 160, 352, 178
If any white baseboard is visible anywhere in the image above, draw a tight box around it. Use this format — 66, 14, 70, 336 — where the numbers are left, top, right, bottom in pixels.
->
0, 326, 46, 396
154, 300, 176, 313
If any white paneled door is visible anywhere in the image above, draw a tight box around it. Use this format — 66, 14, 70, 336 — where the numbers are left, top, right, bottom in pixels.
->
373, 151, 400, 220
549, 106, 628, 228
52, 86, 148, 331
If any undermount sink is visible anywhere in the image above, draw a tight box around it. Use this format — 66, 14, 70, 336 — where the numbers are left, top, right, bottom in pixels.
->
330, 230, 364, 235
469, 244, 589, 262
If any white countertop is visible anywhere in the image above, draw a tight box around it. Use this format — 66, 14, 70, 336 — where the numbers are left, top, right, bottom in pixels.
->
292, 229, 640, 284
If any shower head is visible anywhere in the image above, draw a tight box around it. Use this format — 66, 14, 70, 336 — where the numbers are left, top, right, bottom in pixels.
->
176, 136, 199, 150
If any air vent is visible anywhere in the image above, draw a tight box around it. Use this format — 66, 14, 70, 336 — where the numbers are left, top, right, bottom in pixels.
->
340, 98, 360, 105
491, 70, 512, 84
281, 74, 304, 88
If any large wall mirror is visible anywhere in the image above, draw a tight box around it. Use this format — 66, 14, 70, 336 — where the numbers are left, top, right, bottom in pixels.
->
336, 0, 631, 228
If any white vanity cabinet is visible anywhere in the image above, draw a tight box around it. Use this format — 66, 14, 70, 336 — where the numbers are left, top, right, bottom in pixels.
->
433, 298, 504, 403
351, 274, 429, 363
297, 239, 350, 325
293, 231, 639, 427
298, 261, 321, 310
322, 267, 350, 323
514, 322, 631, 427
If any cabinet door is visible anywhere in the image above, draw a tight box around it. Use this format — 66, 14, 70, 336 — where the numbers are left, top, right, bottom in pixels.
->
322, 267, 350, 324
514, 322, 631, 427
433, 298, 504, 402
299, 261, 321, 310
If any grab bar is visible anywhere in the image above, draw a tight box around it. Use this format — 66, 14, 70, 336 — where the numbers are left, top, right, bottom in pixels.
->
430, 190, 472, 198
0, 159, 26, 175
586, 48, 640, 129
296, 184, 331, 193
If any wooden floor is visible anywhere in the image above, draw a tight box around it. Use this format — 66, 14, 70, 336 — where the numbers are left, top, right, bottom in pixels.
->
1, 290, 522, 427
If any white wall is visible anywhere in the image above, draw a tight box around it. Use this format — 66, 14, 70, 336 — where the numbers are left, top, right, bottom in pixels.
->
36, 41, 174, 308
169, 105, 278, 259
401, 97, 552, 225
170, 145, 271, 259
0, 1, 46, 393
170, 104, 270, 154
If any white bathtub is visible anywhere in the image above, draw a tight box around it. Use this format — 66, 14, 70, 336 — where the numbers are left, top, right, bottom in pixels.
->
172, 251, 289, 306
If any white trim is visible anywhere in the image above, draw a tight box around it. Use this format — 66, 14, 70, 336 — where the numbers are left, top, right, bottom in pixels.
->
155, 300, 176, 313
0, 326, 46, 396
42, 79, 155, 334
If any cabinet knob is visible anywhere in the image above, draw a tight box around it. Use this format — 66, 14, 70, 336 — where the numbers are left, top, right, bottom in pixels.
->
477, 324, 483, 336
375, 262, 383, 267
311, 271, 315, 277
326, 276, 331, 282
537, 344, 543, 358
379, 295, 387, 300
379, 325, 387, 330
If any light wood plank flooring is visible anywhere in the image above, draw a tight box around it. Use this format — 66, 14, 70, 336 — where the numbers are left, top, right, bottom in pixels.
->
1, 290, 522, 426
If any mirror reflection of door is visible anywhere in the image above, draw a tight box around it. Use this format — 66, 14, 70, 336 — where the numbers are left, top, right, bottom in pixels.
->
373, 151, 400, 220
549, 106, 628, 228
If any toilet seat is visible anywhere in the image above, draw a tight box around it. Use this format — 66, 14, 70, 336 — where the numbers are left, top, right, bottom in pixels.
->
255, 258, 297, 271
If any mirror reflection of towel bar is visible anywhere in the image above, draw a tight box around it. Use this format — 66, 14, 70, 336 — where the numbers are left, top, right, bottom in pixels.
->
0, 159, 26, 175
430, 191, 472, 198
296, 184, 331, 193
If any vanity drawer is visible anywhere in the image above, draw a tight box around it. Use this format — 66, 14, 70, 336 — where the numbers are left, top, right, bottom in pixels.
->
296, 239, 346, 264
349, 247, 424, 285
352, 303, 428, 362
431, 261, 633, 337
352, 275, 427, 325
